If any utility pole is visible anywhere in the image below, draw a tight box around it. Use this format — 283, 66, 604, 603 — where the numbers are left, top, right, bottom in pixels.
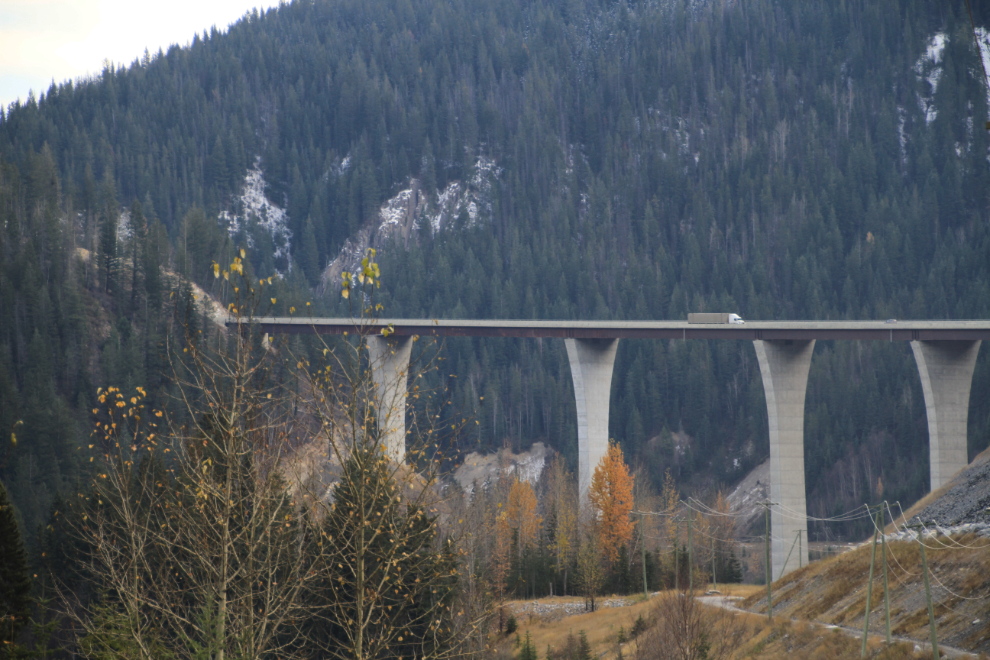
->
712, 536, 717, 594
687, 511, 694, 593
881, 509, 890, 644
759, 501, 777, 621
908, 524, 940, 660
674, 518, 681, 593
641, 511, 648, 599
861, 506, 881, 658
781, 530, 802, 576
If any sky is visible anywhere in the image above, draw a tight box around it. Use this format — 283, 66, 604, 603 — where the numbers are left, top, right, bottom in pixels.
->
1, 0, 282, 111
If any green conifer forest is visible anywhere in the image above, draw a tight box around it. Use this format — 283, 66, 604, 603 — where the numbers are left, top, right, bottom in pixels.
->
1, 0, 989, 581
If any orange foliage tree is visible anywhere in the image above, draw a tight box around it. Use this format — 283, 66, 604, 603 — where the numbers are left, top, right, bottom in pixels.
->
507, 478, 541, 558
588, 440, 635, 563
491, 510, 512, 631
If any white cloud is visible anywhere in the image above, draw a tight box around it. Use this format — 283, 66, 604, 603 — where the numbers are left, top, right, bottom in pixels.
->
1, 0, 282, 110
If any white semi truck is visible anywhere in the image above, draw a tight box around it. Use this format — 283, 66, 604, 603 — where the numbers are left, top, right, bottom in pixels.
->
687, 313, 745, 324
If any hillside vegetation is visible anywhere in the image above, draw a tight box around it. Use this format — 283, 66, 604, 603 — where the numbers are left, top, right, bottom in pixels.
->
742, 534, 990, 655
2, 0, 990, 546
500, 590, 943, 659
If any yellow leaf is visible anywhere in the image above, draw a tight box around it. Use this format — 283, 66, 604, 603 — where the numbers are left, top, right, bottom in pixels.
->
342, 288, 349, 299
290, 306, 296, 314
240, 248, 246, 259
271, 298, 276, 304
11, 433, 16, 446
213, 263, 220, 278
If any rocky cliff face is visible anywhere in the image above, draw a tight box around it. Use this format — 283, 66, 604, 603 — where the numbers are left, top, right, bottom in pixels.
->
907, 445, 990, 531
318, 154, 500, 297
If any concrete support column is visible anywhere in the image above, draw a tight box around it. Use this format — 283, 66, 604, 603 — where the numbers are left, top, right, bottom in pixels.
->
754, 339, 815, 580
565, 338, 619, 508
911, 340, 981, 491
367, 335, 413, 461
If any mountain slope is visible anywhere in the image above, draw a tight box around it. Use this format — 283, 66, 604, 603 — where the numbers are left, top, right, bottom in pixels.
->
1, 0, 990, 541
741, 452, 990, 655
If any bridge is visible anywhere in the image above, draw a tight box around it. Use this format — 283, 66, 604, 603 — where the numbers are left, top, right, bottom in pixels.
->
235, 317, 990, 579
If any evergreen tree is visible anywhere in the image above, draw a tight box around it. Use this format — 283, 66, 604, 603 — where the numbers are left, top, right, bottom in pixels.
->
0, 481, 31, 652
309, 445, 459, 659
97, 175, 119, 297
299, 217, 320, 284
519, 631, 538, 660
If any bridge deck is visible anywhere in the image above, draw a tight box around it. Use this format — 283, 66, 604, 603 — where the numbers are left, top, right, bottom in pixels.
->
236, 317, 990, 341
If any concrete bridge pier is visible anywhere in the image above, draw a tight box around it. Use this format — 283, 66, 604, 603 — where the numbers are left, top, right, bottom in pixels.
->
754, 339, 815, 580
565, 338, 619, 508
911, 340, 982, 491
367, 335, 414, 461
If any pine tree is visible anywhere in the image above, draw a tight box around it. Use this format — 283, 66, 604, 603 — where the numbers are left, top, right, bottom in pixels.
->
577, 631, 592, 660
0, 481, 32, 651
97, 175, 119, 296
299, 217, 320, 283
309, 444, 460, 660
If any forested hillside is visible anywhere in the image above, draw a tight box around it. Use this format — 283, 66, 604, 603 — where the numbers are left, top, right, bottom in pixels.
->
2, 0, 990, 542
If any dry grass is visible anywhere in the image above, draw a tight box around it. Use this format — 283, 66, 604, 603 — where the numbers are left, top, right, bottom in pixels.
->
736, 532, 990, 654
493, 592, 942, 659
726, 613, 937, 659
499, 586, 760, 659
502, 594, 656, 659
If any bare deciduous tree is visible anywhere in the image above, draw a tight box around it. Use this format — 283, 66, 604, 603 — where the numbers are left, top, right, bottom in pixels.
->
635, 593, 739, 660
285, 249, 487, 660
575, 533, 605, 612
67, 250, 488, 660
70, 256, 316, 660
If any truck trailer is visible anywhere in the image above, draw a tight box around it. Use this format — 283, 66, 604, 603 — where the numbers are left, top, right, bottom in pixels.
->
687, 313, 745, 324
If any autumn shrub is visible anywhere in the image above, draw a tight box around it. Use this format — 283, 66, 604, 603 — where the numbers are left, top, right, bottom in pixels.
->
635, 594, 738, 660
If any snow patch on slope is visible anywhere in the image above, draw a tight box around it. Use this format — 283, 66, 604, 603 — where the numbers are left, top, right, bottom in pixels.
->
219, 159, 292, 274
319, 154, 501, 294
415, 154, 501, 233
116, 208, 133, 243
977, 28, 990, 111
915, 32, 947, 124
725, 459, 770, 536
